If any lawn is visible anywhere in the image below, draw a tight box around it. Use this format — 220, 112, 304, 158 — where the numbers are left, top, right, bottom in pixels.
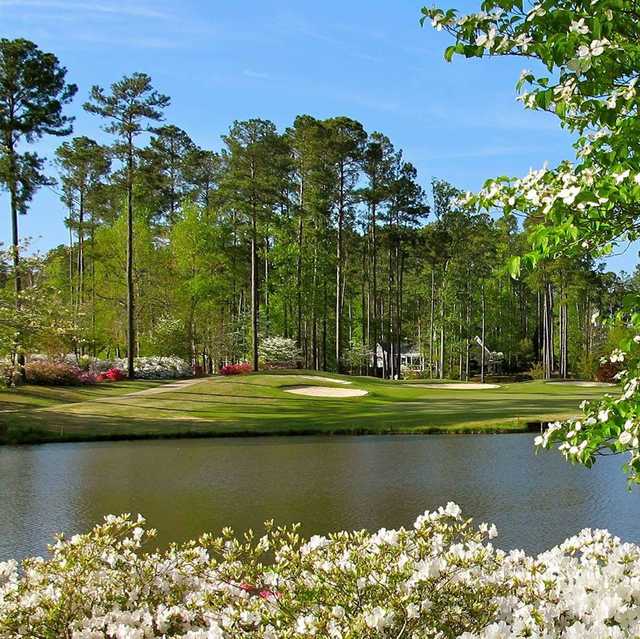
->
0, 371, 611, 444
0, 379, 167, 412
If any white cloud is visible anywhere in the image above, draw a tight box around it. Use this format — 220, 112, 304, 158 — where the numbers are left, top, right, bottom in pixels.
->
74, 31, 182, 49
243, 69, 270, 80
0, 0, 169, 19
420, 145, 551, 161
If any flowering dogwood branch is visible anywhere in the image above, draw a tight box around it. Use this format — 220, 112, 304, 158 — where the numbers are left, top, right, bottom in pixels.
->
422, 0, 640, 481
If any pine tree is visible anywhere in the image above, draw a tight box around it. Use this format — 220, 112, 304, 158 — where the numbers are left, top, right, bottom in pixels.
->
0, 38, 76, 367
84, 73, 170, 378
55, 136, 111, 316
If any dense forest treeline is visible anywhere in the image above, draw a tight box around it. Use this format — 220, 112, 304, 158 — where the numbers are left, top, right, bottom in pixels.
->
0, 42, 633, 379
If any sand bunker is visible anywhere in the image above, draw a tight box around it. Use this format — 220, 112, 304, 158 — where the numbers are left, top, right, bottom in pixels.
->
411, 383, 501, 390
546, 381, 614, 387
284, 385, 368, 397
300, 375, 352, 385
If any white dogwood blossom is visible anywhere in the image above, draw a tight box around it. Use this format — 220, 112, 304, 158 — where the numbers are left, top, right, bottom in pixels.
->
569, 18, 588, 34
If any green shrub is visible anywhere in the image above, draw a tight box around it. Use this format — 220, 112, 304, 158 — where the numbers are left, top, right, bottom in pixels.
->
575, 352, 598, 380
343, 341, 372, 373
527, 361, 545, 380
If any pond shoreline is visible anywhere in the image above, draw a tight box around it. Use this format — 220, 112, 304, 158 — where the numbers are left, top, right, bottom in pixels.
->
1, 419, 545, 446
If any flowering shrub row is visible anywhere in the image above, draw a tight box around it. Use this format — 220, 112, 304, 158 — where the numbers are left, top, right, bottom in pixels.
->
25, 355, 194, 382
220, 362, 253, 376
20, 363, 130, 386
1, 505, 637, 638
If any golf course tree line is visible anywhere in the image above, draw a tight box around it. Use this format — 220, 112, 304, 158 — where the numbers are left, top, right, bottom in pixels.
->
423, 0, 640, 481
0, 37, 632, 383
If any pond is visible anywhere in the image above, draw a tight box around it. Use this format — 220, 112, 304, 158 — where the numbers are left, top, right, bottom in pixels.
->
2, 434, 640, 561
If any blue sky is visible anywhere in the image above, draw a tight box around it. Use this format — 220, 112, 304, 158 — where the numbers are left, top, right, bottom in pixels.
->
1, 0, 637, 273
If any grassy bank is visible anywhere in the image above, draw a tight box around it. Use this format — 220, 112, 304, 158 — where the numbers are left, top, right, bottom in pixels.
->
0, 372, 610, 444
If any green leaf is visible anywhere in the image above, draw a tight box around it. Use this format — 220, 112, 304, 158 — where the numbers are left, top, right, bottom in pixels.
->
507, 255, 521, 279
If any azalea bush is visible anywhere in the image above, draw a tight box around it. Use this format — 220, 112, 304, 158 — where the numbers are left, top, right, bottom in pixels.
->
220, 362, 253, 376
2, 505, 640, 638
132, 356, 192, 380
23, 362, 91, 386
97, 368, 127, 383
76, 370, 99, 385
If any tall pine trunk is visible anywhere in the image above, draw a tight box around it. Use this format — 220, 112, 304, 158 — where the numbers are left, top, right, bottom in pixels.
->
251, 204, 259, 371
559, 282, 568, 378
90, 215, 97, 357
296, 177, 304, 349
395, 247, 404, 379
126, 136, 136, 379
335, 165, 345, 370
429, 269, 435, 378
264, 235, 270, 338
439, 276, 445, 380
480, 284, 486, 384
372, 203, 379, 375
5, 135, 24, 371
311, 234, 319, 370
542, 281, 554, 379
322, 280, 328, 371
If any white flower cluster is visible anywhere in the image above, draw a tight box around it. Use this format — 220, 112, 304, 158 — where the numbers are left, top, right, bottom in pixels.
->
2, 508, 640, 638
96, 356, 193, 379
132, 356, 193, 380
258, 336, 301, 367
536, 334, 640, 482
